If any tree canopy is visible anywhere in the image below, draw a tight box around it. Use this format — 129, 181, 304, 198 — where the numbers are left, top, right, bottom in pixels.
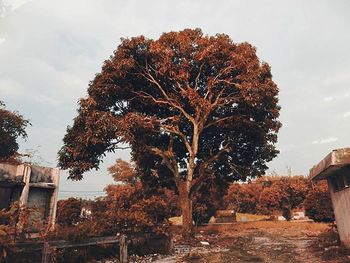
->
58, 28, 281, 232
108, 158, 138, 185
0, 101, 30, 161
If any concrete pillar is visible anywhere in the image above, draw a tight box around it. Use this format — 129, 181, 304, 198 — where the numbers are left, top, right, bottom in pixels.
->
18, 164, 31, 207
48, 168, 60, 231
17, 164, 31, 234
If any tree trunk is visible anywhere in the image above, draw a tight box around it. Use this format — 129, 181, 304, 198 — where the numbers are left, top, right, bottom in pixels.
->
178, 182, 193, 237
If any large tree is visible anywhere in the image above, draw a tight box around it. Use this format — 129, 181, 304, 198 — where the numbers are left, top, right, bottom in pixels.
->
0, 101, 30, 161
58, 29, 281, 234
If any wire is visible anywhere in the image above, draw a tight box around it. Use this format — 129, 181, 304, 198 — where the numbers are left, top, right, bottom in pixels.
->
58, 190, 105, 193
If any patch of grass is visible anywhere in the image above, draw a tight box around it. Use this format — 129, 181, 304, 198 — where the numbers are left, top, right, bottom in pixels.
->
197, 221, 330, 238
236, 213, 270, 222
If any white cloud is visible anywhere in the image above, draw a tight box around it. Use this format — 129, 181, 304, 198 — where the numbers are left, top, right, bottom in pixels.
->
3, 0, 31, 10
312, 137, 338, 144
343, 112, 350, 118
323, 96, 334, 102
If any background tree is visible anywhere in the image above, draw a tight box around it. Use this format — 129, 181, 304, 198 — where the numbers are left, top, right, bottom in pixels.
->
224, 182, 262, 214
193, 176, 227, 224
58, 29, 281, 234
257, 176, 308, 219
108, 158, 138, 185
303, 181, 334, 222
0, 101, 30, 162
56, 198, 82, 227
223, 176, 309, 219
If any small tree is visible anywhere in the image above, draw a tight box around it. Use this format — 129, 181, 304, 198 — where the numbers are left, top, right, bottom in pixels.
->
108, 158, 138, 185
257, 176, 308, 219
0, 101, 30, 161
98, 183, 170, 235
224, 182, 262, 214
58, 29, 281, 234
304, 181, 334, 222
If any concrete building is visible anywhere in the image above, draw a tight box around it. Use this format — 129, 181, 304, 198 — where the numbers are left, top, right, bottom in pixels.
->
0, 162, 60, 232
309, 148, 350, 248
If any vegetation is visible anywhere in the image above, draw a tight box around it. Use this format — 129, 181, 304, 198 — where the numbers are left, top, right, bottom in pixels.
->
304, 181, 334, 222
0, 204, 18, 261
108, 158, 138, 185
224, 176, 334, 222
56, 198, 83, 227
0, 101, 30, 162
58, 28, 281, 234
51, 166, 172, 241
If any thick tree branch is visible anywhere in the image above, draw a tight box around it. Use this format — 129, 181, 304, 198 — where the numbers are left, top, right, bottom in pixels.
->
161, 125, 192, 155
189, 144, 230, 196
149, 146, 180, 186
203, 116, 237, 130
138, 70, 197, 125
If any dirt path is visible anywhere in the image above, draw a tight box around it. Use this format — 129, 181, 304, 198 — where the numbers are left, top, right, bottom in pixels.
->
154, 222, 349, 263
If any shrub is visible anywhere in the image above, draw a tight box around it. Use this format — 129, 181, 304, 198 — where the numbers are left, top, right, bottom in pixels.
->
304, 181, 334, 222
56, 198, 82, 227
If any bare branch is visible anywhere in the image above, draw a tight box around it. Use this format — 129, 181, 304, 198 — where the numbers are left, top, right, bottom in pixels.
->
138, 70, 197, 125
203, 116, 237, 130
161, 126, 192, 154
194, 63, 205, 90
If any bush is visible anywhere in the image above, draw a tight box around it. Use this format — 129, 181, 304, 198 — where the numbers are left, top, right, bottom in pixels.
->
224, 183, 262, 214
98, 183, 170, 235
304, 181, 334, 222
56, 198, 82, 227
224, 176, 310, 219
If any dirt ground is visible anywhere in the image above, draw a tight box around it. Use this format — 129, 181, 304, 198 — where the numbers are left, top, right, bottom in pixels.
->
152, 221, 350, 263
95, 221, 350, 263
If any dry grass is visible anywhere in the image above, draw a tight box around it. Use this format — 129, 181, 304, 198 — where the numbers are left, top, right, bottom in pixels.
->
197, 221, 331, 238
236, 212, 270, 222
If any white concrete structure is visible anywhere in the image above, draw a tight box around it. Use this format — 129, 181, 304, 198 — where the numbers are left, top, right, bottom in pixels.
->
0, 163, 60, 232
309, 148, 350, 248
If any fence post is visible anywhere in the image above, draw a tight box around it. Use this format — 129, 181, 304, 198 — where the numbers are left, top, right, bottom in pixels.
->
120, 235, 128, 263
41, 241, 50, 263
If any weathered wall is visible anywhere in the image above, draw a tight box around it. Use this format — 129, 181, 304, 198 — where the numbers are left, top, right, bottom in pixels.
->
0, 163, 23, 182
0, 162, 60, 233
328, 179, 350, 248
0, 187, 12, 209
27, 188, 53, 231
30, 165, 53, 183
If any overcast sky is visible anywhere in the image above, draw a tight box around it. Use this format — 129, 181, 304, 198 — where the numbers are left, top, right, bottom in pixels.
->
1, 0, 349, 199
